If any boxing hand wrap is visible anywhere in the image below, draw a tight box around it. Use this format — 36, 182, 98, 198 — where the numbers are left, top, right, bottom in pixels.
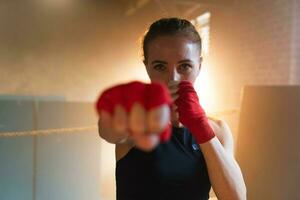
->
156, 123, 171, 143
96, 81, 172, 143
96, 81, 146, 114
175, 81, 215, 144
145, 82, 172, 143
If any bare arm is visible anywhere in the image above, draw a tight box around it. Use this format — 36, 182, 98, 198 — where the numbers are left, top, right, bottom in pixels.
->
201, 119, 247, 200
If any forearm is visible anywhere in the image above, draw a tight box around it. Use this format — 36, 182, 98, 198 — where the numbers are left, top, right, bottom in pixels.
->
200, 137, 246, 200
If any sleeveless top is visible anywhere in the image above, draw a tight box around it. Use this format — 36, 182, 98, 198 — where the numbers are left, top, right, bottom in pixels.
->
115, 126, 211, 200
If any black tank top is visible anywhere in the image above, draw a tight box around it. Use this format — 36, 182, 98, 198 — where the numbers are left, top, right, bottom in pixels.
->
115, 126, 211, 200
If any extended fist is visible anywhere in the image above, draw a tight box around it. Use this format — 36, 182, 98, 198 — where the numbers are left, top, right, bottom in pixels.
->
96, 81, 172, 151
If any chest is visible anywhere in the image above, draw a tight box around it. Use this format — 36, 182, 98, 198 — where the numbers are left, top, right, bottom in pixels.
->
150, 134, 207, 185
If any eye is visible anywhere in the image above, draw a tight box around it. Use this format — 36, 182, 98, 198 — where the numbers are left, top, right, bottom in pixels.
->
153, 64, 167, 72
178, 63, 192, 73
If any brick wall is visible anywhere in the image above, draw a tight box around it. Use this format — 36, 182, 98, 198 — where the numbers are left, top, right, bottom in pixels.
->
291, 0, 300, 84
236, 0, 294, 86
1, 1, 299, 199
189, 0, 299, 142
216, 0, 295, 100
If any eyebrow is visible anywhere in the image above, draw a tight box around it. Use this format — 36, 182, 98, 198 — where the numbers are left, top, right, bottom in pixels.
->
178, 59, 193, 63
151, 59, 192, 65
151, 60, 167, 65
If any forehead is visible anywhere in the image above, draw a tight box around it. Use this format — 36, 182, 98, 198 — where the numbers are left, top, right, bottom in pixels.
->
147, 35, 200, 61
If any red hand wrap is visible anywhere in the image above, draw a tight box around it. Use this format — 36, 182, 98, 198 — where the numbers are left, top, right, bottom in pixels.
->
95, 81, 172, 143
175, 81, 215, 144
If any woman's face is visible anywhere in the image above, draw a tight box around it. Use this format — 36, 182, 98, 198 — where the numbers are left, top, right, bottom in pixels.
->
144, 35, 202, 85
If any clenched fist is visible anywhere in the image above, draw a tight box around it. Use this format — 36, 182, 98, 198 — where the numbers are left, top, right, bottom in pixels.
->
96, 81, 172, 151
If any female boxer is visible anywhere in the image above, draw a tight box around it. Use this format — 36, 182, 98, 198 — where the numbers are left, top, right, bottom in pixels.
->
96, 18, 246, 200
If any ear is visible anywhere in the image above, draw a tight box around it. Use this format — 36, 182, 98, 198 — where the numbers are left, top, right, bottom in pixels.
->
199, 56, 203, 70
199, 56, 203, 65
196, 56, 203, 76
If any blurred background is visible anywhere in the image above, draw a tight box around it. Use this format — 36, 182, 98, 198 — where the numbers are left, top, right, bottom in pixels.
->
0, 0, 299, 200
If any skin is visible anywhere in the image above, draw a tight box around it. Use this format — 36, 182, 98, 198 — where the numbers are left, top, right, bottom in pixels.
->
144, 35, 202, 127
99, 102, 170, 151
144, 35, 201, 84
113, 35, 203, 154
95, 33, 246, 199
113, 34, 247, 199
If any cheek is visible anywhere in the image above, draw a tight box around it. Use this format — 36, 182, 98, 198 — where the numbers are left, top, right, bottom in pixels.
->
183, 68, 200, 83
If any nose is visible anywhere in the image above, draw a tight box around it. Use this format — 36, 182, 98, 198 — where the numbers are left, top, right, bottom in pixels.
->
168, 68, 180, 82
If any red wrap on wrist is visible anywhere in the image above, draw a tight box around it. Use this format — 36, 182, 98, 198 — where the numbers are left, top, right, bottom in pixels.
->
175, 81, 215, 144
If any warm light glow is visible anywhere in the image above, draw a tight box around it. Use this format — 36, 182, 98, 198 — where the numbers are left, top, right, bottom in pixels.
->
127, 60, 218, 114
192, 11, 216, 114
192, 11, 211, 56
116, 60, 150, 83
195, 63, 217, 114
38, 0, 77, 10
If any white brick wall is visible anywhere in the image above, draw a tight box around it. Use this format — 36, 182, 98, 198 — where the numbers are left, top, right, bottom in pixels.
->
236, 0, 293, 86
188, 0, 300, 148
291, 0, 300, 84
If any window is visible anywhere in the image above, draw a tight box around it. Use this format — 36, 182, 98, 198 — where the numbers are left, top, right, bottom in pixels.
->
191, 12, 211, 56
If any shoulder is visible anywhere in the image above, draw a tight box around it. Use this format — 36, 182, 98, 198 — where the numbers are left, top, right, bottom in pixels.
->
207, 116, 234, 155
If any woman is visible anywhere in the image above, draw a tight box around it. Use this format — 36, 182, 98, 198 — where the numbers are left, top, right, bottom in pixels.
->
97, 18, 246, 200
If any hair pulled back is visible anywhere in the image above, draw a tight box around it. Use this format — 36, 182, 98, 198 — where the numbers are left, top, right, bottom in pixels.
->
142, 18, 202, 61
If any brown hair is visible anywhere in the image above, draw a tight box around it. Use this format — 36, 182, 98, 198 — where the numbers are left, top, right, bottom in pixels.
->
142, 17, 202, 61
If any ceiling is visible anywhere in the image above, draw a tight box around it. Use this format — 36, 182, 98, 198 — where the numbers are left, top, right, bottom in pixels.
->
118, 0, 236, 17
